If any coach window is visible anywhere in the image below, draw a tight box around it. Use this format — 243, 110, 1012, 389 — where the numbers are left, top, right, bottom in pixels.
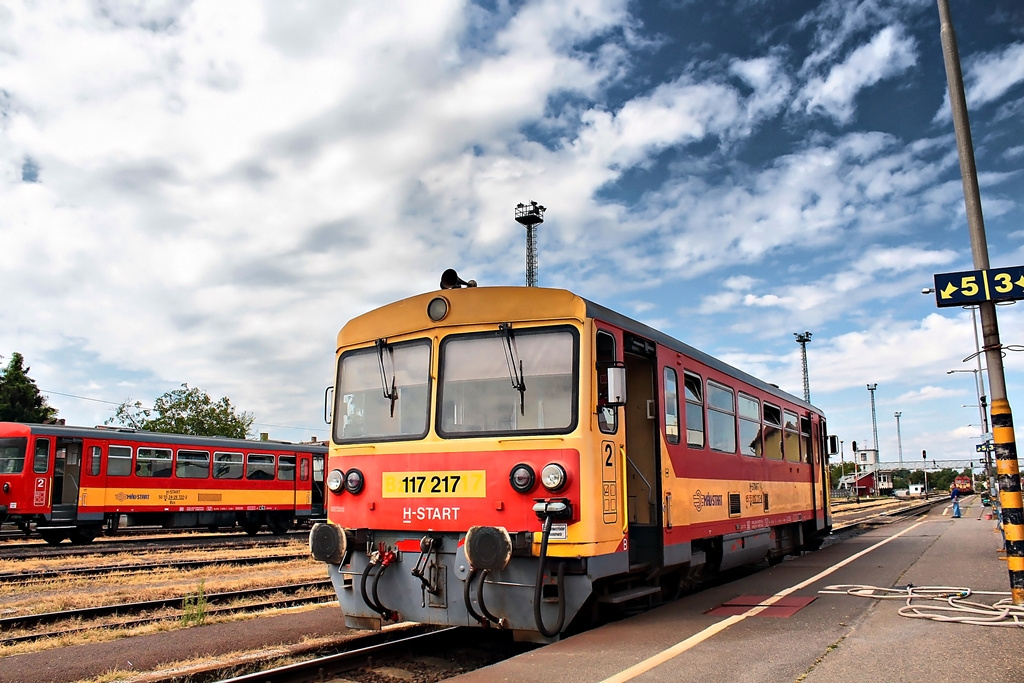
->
137, 448, 172, 477
33, 438, 50, 473
301, 457, 311, 482
278, 455, 296, 481
247, 454, 275, 480
763, 404, 783, 460
108, 445, 132, 476
0, 438, 26, 474
707, 381, 737, 453
177, 450, 210, 479
663, 368, 680, 444
596, 330, 618, 434
784, 411, 800, 463
90, 446, 102, 476
800, 416, 812, 463
738, 393, 761, 457
214, 452, 243, 479
684, 372, 704, 448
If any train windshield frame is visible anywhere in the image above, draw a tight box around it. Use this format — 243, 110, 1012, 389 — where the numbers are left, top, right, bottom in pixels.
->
334, 338, 432, 444
437, 325, 579, 438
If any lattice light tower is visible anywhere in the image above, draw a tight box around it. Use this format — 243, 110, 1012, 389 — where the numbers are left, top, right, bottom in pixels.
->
794, 331, 812, 403
515, 201, 546, 287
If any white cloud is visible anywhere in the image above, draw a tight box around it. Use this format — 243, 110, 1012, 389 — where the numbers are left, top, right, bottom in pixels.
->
797, 25, 917, 124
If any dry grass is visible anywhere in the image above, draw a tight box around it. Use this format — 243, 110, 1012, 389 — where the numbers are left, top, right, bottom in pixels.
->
0, 537, 334, 656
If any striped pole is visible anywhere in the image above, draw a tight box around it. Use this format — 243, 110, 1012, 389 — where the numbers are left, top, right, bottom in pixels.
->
992, 401, 1024, 602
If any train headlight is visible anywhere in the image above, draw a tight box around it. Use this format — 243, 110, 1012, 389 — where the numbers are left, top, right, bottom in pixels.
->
427, 296, 449, 321
509, 463, 535, 493
540, 463, 567, 492
344, 468, 365, 494
326, 469, 345, 493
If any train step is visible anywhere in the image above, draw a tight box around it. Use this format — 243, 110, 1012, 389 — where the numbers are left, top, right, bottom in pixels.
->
596, 585, 662, 605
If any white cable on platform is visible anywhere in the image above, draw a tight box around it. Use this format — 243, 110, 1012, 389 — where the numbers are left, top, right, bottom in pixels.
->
819, 584, 1024, 627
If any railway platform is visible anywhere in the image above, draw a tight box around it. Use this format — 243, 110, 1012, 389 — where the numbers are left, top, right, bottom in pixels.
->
453, 495, 1024, 683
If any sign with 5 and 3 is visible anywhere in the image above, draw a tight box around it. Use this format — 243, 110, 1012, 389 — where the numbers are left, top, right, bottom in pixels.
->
932, 266, 1024, 307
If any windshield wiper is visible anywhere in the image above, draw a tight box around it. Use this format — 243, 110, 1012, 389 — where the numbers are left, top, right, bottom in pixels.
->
499, 323, 526, 415
375, 338, 398, 417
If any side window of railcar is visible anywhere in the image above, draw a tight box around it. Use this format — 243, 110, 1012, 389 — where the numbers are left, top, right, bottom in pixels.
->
246, 454, 275, 480
136, 448, 172, 477
214, 452, 243, 479
707, 381, 737, 453
596, 330, 618, 434
800, 416, 812, 463
33, 438, 50, 473
0, 438, 27, 474
108, 445, 132, 476
763, 404, 783, 460
738, 393, 761, 457
177, 450, 210, 479
684, 372, 704, 448
302, 457, 312, 482
663, 368, 680, 445
278, 455, 296, 481
783, 411, 800, 463
90, 446, 102, 475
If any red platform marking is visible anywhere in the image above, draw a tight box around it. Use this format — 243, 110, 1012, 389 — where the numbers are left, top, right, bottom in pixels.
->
705, 595, 816, 618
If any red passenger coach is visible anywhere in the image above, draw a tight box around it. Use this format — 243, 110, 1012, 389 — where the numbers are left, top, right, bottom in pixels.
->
309, 274, 834, 641
0, 423, 326, 544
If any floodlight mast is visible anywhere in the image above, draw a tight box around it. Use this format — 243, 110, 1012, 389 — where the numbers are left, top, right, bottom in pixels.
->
794, 331, 812, 403
514, 201, 546, 287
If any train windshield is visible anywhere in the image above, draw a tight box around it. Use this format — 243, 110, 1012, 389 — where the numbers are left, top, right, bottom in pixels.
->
438, 326, 578, 437
335, 339, 431, 443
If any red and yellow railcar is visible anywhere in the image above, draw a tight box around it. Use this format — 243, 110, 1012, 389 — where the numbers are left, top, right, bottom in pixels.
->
310, 274, 833, 640
0, 422, 326, 544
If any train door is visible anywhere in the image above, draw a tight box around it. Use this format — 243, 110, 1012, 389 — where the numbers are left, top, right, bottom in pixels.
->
622, 333, 663, 570
311, 452, 325, 518
51, 438, 82, 524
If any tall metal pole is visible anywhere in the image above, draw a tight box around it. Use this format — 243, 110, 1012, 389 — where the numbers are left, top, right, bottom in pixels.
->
867, 384, 879, 456
794, 332, 812, 403
895, 411, 904, 464
937, 0, 1022, 604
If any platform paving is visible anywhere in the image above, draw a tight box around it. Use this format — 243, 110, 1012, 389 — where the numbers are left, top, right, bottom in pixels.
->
453, 495, 1024, 683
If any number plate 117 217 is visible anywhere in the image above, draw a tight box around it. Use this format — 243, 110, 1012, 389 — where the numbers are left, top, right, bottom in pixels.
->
381, 470, 486, 498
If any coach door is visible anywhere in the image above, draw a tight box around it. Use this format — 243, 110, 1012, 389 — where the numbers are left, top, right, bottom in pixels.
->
51, 438, 82, 523
623, 333, 663, 570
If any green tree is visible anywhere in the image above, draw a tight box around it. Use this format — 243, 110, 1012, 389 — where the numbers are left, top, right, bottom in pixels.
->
0, 352, 59, 423
107, 384, 255, 438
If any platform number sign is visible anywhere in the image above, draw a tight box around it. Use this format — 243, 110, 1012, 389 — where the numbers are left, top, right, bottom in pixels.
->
601, 441, 618, 524
932, 266, 1024, 307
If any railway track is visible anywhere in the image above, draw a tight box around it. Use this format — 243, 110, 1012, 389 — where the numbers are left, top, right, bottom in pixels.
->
0, 531, 304, 560
0, 580, 335, 646
144, 624, 533, 683
0, 551, 309, 585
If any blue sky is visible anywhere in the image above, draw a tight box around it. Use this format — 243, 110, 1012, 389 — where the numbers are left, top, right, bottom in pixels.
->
2, 0, 1023, 464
